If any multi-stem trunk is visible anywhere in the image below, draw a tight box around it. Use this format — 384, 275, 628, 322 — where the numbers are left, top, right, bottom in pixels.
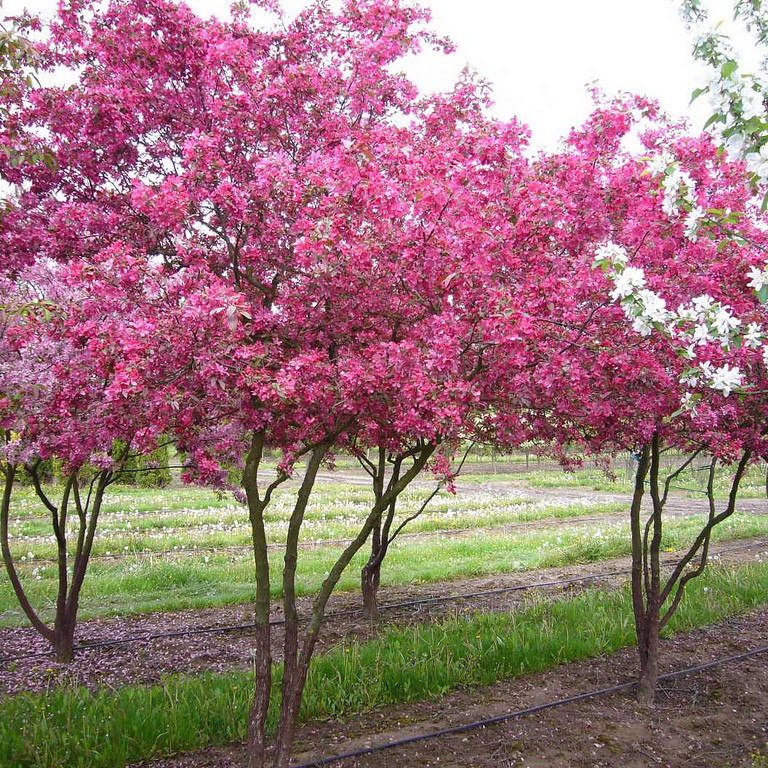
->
358, 442, 469, 618
1, 449, 111, 663
359, 448, 398, 618
264, 442, 435, 768
243, 431, 282, 768
629, 434, 752, 706
629, 442, 654, 704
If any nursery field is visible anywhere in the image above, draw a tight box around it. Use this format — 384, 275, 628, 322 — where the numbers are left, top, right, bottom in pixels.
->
2, 467, 768, 768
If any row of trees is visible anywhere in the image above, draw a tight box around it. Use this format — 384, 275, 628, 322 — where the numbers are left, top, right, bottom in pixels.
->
1, 1, 767, 765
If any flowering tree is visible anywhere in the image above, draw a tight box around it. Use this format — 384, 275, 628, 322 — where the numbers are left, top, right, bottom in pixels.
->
1, 1, 531, 765
513, 102, 768, 704
681, 1, 768, 197
0, 1, 52, 174
0, 251, 237, 661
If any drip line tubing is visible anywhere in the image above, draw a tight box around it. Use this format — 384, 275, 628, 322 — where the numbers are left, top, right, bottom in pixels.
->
293, 645, 768, 767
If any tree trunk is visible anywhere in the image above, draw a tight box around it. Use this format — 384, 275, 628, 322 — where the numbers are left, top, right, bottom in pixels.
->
243, 432, 276, 768
637, 612, 660, 707
246, 622, 272, 768
360, 556, 382, 618
53, 614, 76, 663
270, 443, 436, 767
361, 515, 385, 618
272, 654, 313, 768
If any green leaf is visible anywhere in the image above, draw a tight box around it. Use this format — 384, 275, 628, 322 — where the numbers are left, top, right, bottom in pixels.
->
689, 87, 707, 105
703, 112, 725, 130
758, 284, 768, 304
721, 59, 738, 78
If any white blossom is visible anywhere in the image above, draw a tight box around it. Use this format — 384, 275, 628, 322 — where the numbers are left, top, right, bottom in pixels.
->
610, 266, 646, 300
692, 294, 715, 317
684, 206, 705, 241
699, 360, 715, 380
692, 323, 713, 346
662, 191, 680, 218
711, 364, 743, 396
595, 242, 628, 266
713, 307, 741, 339
646, 151, 674, 176
680, 367, 700, 386
740, 85, 765, 121
637, 289, 670, 323
680, 391, 699, 415
631, 314, 653, 336
724, 131, 747, 158
747, 264, 768, 292
746, 144, 768, 181
676, 304, 698, 322
745, 322, 764, 348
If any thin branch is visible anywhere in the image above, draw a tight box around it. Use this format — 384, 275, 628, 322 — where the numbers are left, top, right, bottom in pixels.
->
659, 449, 752, 627
661, 448, 705, 507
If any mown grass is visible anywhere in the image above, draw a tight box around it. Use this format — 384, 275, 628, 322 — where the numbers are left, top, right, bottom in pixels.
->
513, 462, 768, 499
1, 507, 766, 627
4, 486, 620, 551
2, 559, 767, 768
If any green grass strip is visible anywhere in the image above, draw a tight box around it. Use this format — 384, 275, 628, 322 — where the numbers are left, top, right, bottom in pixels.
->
2, 559, 768, 768
2, 511, 766, 626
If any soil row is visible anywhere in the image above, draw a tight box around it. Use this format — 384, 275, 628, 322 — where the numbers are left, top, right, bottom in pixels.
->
2, 537, 766, 697
141, 606, 768, 768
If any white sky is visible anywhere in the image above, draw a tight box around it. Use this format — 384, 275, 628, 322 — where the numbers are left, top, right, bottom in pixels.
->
4, 0, 751, 148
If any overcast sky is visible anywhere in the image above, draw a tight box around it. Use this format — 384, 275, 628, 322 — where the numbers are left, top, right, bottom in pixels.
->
4, 0, 747, 148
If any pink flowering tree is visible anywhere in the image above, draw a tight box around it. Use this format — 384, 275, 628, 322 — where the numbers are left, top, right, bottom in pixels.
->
0, 1, 521, 764
0, 249, 240, 662
488, 102, 768, 705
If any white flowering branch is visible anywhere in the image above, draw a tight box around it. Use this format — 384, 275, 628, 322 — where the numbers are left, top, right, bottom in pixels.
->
594, 241, 768, 406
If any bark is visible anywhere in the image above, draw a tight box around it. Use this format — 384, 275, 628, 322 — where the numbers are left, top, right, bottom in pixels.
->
637, 617, 660, 707
359, 447, 387, 618
275, 445, 328, 767
629, 442, 652, 703
360, 557, 382, 618
243, 432, 276, 768
270, 442, 436, 768
52, 618, 76, 663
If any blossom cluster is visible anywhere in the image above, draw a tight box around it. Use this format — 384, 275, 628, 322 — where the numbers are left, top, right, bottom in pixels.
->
595, 241, 766, 400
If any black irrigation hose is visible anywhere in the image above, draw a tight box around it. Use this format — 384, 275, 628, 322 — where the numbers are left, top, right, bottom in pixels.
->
292, 645, 768, 768
0, 566, 628, 662
2, 538, 766, 664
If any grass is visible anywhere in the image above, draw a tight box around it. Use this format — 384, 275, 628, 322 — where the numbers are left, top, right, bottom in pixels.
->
508, 462, 768, 499
2, 505, 767, 626
2, 559, 768, 768
752, 746, 768, 767
4, 488, 623, 558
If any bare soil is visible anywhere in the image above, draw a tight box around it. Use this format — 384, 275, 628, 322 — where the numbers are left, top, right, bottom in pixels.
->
141, 607, 768, 768
1, 537, 766, 696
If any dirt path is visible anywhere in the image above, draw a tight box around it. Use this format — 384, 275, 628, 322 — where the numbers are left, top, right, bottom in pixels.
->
2, 537, 766, 696
142, 606, 768, 768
